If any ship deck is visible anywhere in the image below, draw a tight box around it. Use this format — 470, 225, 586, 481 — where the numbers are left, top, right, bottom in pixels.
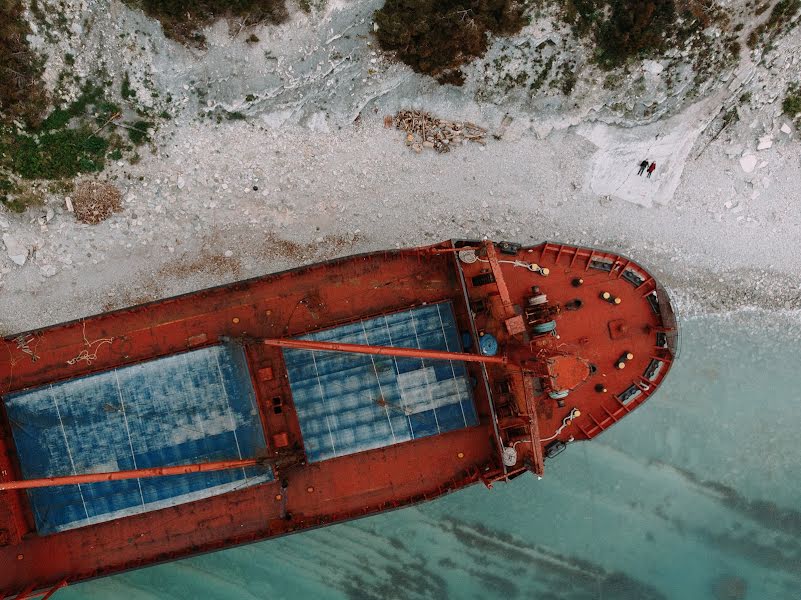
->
0, 241, 676, 598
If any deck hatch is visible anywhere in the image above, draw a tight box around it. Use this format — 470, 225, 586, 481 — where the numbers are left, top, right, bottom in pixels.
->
284, 302, 479, 463
4, 344, 271, 535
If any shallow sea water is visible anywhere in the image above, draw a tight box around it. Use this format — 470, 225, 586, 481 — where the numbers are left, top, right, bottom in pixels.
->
59, 310, 801, 600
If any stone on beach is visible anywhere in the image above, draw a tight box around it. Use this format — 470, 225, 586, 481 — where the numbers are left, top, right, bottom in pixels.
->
739, 154, 757, 173
2, 233, 27, 266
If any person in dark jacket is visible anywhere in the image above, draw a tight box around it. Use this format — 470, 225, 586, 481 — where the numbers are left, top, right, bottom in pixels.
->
638, 159, 648, 175
647, 161, 656, 178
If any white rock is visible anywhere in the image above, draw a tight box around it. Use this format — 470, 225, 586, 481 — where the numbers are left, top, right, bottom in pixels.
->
757, 136, 773, 150
177, 176, 185, 190
642, 60, 664, 75
0, 216, 8, 229
739, 154, 758, 173
2, 233, 27, 266
40, 264, 57, 277
224, 250, 233, 257
781, 123, 792, 134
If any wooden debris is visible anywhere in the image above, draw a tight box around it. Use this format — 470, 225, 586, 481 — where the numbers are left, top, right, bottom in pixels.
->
389, 110, 487, 154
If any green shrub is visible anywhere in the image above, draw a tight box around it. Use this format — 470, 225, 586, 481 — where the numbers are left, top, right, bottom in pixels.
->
783, 83, 801, 120
127, 120, 153, 145
121, 71, 135, 100
39, 83, 107, 131
0, 126, 108, 179
39, 108, 73, 131
374, 0, 527, 84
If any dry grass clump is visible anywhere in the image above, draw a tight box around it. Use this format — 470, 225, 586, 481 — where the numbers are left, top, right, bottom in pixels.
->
72, 181, 123, 224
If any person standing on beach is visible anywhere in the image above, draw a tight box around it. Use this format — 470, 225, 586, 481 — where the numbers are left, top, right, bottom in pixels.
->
647, 162, 656, 178
638, 159, 648, 176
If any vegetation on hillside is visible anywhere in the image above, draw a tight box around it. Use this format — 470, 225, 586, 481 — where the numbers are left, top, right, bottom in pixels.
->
0, 79, 152, 218
564, 0, 729, 69
374, 0, 528, 85
374, 0, 732, 84
0, 0, 48, 127
747, 0, 801, 49
123, 0, 288, 45
783, 82, 801, 126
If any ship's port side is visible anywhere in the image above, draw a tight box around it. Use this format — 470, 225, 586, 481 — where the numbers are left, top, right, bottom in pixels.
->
0, 240, 676, 598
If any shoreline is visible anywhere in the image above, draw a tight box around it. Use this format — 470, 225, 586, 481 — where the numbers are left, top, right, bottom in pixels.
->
2, 117, 800, 334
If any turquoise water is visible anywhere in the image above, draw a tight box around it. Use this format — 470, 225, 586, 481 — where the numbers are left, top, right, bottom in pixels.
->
60, 311, 801, 600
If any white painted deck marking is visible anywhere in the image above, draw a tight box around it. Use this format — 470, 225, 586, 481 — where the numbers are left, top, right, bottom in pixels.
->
115, 369, 146, 509
49, 384, 90, 521
361, 320, 397, 444
310, 350, 338, 457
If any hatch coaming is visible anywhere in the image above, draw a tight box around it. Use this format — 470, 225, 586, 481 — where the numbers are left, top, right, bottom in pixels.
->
4, 344, 272, 535
284, 301, 480, 464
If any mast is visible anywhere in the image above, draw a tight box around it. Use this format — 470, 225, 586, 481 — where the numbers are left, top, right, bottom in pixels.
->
262, 338, 509, 364
0, 458, 260, 491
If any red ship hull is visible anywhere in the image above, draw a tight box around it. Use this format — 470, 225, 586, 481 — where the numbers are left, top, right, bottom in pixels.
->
0, 241, 676, 598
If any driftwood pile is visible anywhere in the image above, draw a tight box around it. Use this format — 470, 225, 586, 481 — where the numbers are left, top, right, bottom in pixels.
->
385, 110, 487, 154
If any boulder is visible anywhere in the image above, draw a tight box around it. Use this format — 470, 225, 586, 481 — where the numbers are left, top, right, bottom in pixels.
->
2, 234, 27, 266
